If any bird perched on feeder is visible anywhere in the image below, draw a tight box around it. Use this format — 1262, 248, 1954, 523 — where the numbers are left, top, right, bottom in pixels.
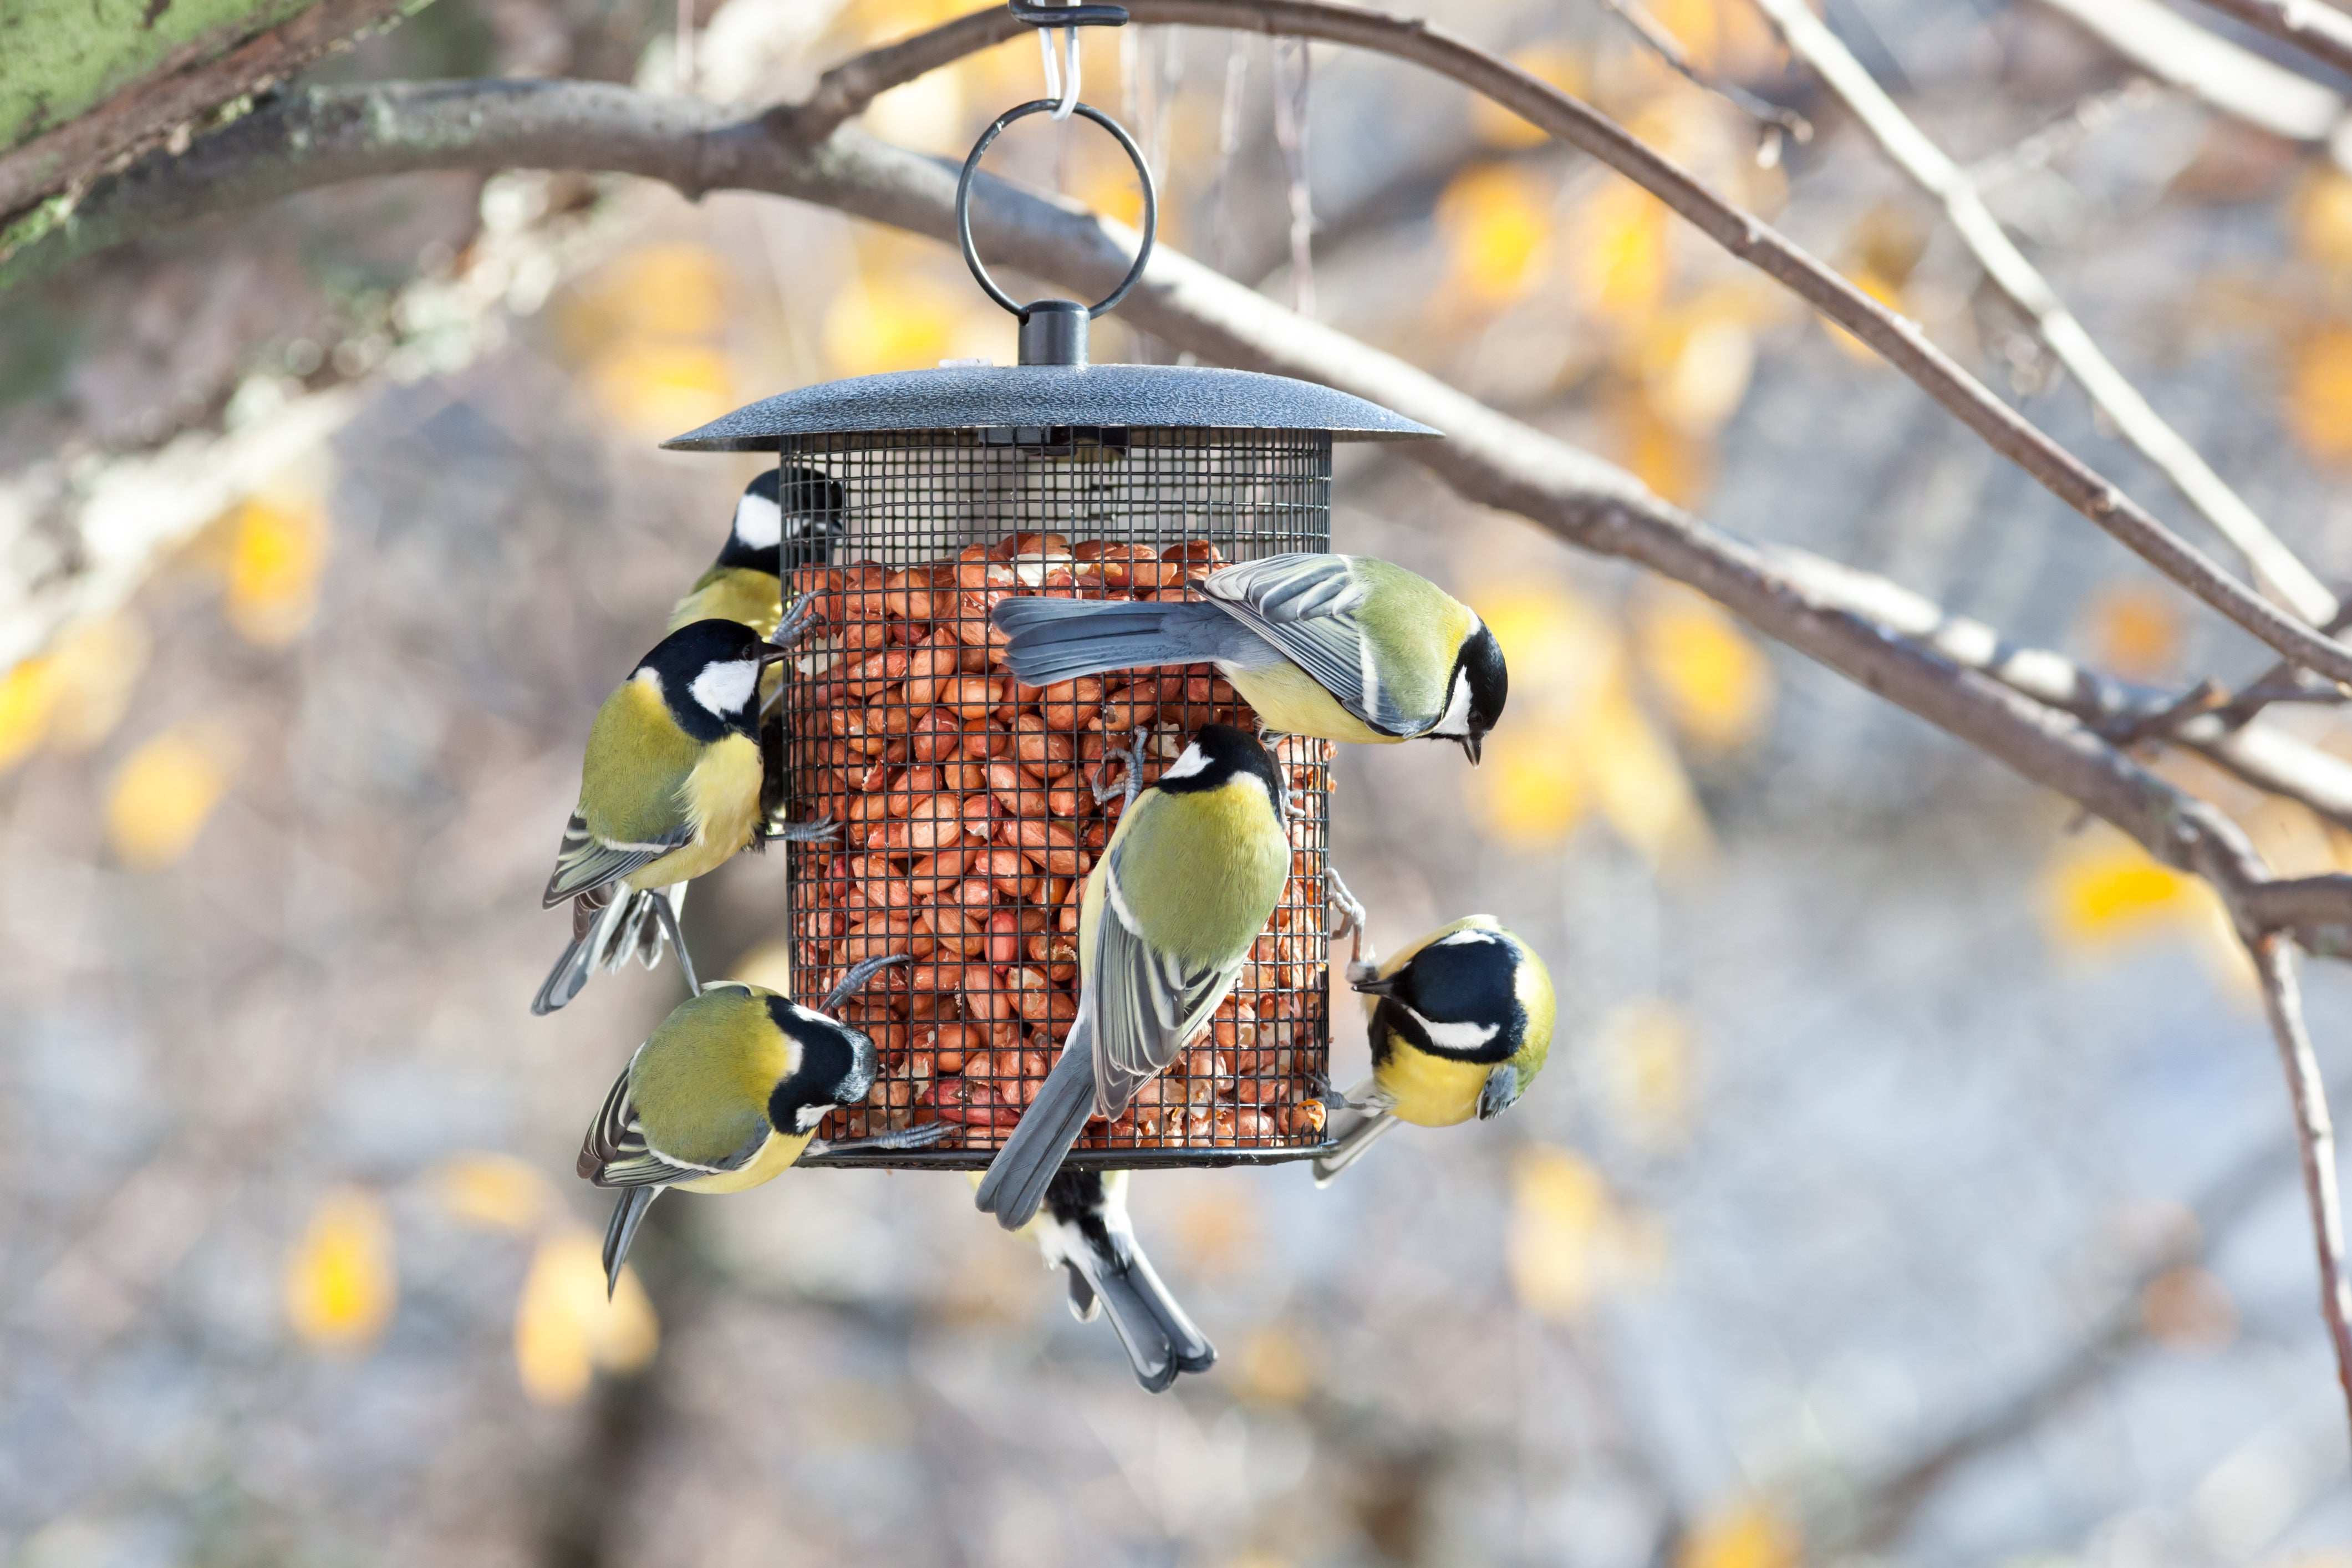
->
991, 553, 1508, 763
666, 465, 849, 636
1312, 915, 1556, 1185
580, 956, 947, 1295
533, 617, 833, 1014
976, 724, 1291, 1231
536, 470, 848, 1014
997, 1168, 1216, 1392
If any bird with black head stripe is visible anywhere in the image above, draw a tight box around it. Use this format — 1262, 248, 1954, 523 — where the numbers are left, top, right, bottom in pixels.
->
1313, 915, 1556, 1185
534, 470, 846, 1014
991, 553, 1506, 763
579, 955, 946, 1294
975, 724, 1291, 1231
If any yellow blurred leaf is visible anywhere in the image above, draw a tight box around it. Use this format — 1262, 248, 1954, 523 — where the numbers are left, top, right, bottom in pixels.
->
223, 495, 329, 647
1677, 1500, 1802, 1568
1636, 586, 1773, 750
430, 1153, 552, 1234
1598, 999, 1695, 1146
1637, 302, 1758, 435
0, 656, 55, 776
1509, 1145, 1611, 1320
2295, 170, 2352, 273
105, 725, 233, 872
1618, 389, 1717, 508
824, 272, 990, 378
1470, 45, 1589, 147
2043, 827, 2205, 948
2080, 582, 2181, 680
1232, 1323, 1318, 1407
567, 244, 729, 343
42, 614, 150, 754
587, 340, 735, 441
1581, 672, 1714, 866
1645, 0, 1785, 77
863, 69, 970, 158
1579, 182, 1673, 318
1171, 1179, 1259, 1277
514, 1229, 660, 1407
1480, 742, 1591, 847
2285, 322, 2352, 462
284, 1187, 396, 1352
1437, 164, 1556, 304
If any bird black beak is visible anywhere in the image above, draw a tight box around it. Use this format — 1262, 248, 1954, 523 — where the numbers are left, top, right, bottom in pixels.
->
1461, 732, 1482, 766
1350, 972, 1400, 997
757, 642, 794, 668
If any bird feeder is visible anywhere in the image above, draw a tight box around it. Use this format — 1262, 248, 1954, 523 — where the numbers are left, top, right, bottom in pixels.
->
662, 90, 1438, 1169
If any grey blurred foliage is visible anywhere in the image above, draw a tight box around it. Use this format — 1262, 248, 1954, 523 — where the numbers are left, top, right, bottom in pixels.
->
4, 0, 2352, 1564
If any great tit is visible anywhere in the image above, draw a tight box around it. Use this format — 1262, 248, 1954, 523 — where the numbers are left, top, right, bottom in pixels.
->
579, 955, 945, 1294
666, 466, 848, 636
537, 471, 844, 1014
991, 553, 1508, 763
1312, 915, 1556, 1185
975, 724, 1291, 1230
1001, 1169, 1216, 1392
534, 619, 818, 1014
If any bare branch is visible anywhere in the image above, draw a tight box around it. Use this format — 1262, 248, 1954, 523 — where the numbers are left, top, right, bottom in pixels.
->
12, 75, 2352, 956
2034, 0, 2352, 156
2193, 0, 2352, 82
1597, 0, 1814, 156
1752, 0, 2340, 626
0, 0, 427, 217
2249, 934, 2352, 1441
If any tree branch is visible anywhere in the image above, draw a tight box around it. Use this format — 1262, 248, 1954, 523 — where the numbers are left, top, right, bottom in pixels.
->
19, 5, 2352, 689
2192, 0, 2352, 82
791, 0, 2352, 686
11, 75, 2352, 963
1750, 0, 2339, 627
2249, 935, 2352, 1425
2034, 0, 2352, 153
0, 0, 429, 218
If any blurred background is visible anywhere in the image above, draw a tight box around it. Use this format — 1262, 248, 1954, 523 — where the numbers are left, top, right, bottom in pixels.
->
6, 0, 2352, 1563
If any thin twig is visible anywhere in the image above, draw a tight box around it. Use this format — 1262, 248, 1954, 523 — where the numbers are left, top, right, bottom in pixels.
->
1270, 35, 1316, 318
1965, 78, 2167, 191
17, 8, 2352, 683
2248, 934, 2352, 1439
2187, 0, 2352, 91
17, 77, 2352, 954
2033, 0, 2349, 148
781, 0, 2352, 682
1597, 0, 1813, 161
1750, 0, 2340, 627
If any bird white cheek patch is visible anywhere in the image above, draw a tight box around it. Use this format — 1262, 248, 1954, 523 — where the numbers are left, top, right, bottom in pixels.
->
734, 491, 783, 551
1433, 672, 1475, 737
690, 659, 760, 716
1158, 745, 1211, 782
1407, 1006, 1503, 1055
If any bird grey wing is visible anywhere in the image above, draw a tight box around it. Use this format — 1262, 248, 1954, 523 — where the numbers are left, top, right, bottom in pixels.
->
1477, 1062, 1523, 1121
1089, 866, 1243, 1115
542, 813, 693, 907
577, 1065, 707, 1188
1202, 556, 1414, 734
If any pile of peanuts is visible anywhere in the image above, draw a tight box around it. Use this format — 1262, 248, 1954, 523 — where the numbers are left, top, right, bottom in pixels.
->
785, 533, 1334, 1152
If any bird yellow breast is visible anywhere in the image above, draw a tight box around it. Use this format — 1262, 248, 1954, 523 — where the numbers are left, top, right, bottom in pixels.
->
626, 733, 765, 892
1377, 1037, 1491, 1128
680, 1127, 815, 1193
1225, 661, 1397, 745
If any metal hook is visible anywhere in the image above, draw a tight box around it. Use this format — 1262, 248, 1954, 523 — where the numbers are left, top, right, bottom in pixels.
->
1009, 0, 1126, 120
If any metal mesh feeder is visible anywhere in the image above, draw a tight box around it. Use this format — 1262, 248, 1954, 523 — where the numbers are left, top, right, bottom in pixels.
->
660, 96, 1439, 1169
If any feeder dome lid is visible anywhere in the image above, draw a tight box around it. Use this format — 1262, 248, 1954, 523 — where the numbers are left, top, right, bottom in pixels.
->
661, 363, 1443, 451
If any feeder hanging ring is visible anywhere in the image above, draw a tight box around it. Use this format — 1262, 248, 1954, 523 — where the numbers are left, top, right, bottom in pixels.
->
956, 99, 1159, 365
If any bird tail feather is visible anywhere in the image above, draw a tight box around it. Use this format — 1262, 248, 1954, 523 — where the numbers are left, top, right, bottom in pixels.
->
1088, 1239, 1216, 1392
993, 598, 1238, 688
531, 934, 597, 1016
1311, 1106, 1400, 1187
975, 1027, 1097, 1230
600, 1185, 660, 1298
